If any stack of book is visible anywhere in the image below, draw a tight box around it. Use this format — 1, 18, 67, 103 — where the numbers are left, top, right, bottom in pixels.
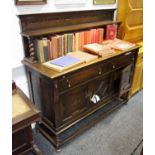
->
83, 38, 135, 58
102, 38, 136, 51
83, 43, 115, 57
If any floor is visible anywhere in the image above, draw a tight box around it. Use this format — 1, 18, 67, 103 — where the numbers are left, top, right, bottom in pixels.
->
32, 90, 143, 155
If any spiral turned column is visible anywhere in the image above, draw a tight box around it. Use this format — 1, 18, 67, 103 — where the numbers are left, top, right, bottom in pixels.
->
27, 37, 37, 63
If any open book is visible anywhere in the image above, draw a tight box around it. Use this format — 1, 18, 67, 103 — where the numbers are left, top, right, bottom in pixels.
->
43, 55, 84, 72
67, 51, 98, 63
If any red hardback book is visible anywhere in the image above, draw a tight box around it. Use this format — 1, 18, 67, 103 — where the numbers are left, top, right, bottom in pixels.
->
106, 24, 117, 40
90, 29, 96, 43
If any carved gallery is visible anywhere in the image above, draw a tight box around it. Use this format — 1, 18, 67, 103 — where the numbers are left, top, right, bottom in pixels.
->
11, 0, 143, 155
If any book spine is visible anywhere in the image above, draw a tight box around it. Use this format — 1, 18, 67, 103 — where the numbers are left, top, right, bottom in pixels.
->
75, 32, 79, 51
38, 40, 45, 63
61, 35, 64, 56
34, 39, 40, 62
70, 33, 73, 52
84, 31, 87, 45
57, 36, 62, 57
52, 36, 58, 59
73, 34, 75, 52
64, 34, 68, 55
42, 38, 49, 62
49, 37, 53, 60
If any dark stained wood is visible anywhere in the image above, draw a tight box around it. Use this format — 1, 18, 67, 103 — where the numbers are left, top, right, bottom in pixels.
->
17, 9, 139, 150
12, 85, 42, 154
18, 9, 116, 34
21, 21, 121, 37
24, 48, 138, 149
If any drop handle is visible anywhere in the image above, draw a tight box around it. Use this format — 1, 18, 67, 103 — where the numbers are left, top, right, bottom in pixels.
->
112, 64, 116, 69
98, 67, 102, 75
68, 82, 71, 88
66, 79, 71, 88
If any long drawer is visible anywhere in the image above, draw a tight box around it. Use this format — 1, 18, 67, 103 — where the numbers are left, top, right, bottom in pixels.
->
57, 52, 134, 92
57, 62, 109, 92
108, 52, 134, 70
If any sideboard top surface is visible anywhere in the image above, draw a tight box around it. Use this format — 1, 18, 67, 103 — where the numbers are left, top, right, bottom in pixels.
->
22, 46, 139, 79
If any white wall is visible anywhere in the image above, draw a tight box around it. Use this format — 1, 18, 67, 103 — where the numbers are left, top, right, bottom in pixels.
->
12, 0, 118, 96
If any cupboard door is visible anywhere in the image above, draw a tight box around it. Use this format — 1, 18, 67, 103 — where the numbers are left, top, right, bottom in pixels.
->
88, 73, 114, 107
59, 85, 89, 123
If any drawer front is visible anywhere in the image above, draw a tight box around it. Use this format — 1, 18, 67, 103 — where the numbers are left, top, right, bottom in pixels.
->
109, 52, 134, 70
58, 62, 109, 92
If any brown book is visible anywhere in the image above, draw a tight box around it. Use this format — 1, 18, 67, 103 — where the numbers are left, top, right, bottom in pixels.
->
83, 43, 115, 57
38, 40, 45, 63
79, 31, 84, 50
74, 32, 80, 51
51, 36, 58, 59
67, 51, 98, 63
63, 34, 68, 55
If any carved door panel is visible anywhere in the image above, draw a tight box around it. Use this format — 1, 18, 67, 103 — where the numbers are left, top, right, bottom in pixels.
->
59, 85, 89, 123
88, 73, 114, 107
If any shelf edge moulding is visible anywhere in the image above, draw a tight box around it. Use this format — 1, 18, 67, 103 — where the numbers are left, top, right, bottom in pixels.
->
55, 0, 87, 5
